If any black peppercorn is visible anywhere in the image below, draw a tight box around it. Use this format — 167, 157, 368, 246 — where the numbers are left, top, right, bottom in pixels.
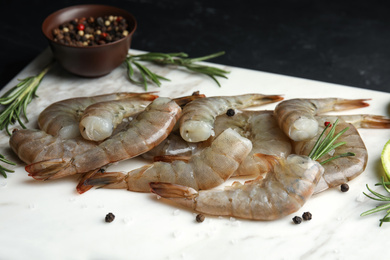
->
292, 216, 302, 224
302, 212, 312, 221
195, 214, 205, 223
226, 108, 235, 117
340, 183, 349, 192
105, 212, 115, 223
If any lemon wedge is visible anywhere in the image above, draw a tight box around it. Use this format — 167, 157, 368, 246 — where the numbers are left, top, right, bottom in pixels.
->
381, 139, 390, 181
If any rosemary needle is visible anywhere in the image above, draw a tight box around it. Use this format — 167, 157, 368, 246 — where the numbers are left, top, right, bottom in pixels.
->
0, 154, 16, 178
308, 119, 355, 164
0, 61, 53, 135
125, 51, 229, 90
361, 177, 390, 226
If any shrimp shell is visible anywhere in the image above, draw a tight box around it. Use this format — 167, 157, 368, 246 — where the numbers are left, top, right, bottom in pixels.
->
26, 97, 182, 180
150, 154, 324, 220
213, 110, 292, 177
38, 92, 157, 139
79, 95, 158, 141
81, 128, 252, 193
179, 93, 283, 142
274, 98, 370, 141
9, 129, 97, 164
294, 114, 390, 194
79, 93, 206, 142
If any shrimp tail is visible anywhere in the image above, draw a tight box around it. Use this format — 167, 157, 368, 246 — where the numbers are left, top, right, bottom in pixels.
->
150, 182, 198, 209
254, 94, 284, 105
81, 171, 128, 190
153, 155, 191, 163
252, 153, 279, 172
173, 93, 206, 107
134, 93, 160, 101
358, 115, 390, 128
76, 169, 101, 194
333, 99, 370, 111
25, 158, 76, 180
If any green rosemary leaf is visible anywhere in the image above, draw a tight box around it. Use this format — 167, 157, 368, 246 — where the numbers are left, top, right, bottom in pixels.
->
320, 152, 355, 165
0, 154, 16, 178
361, 203, 390, 216
380, 211, 390, 226
125, 51, 229, 89
0, 61, 53, 135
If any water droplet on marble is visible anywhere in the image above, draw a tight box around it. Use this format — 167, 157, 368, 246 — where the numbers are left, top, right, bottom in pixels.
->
0, 179, 7, 188
173, 209, 180, 216
123, 216, 133, 224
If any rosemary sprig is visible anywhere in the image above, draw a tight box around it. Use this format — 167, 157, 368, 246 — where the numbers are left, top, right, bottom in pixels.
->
0, 62, 53, 135
361, 177, 390, 226
125, 51, 229, 90
0, 154, 16, 178
308, 119, 355, 163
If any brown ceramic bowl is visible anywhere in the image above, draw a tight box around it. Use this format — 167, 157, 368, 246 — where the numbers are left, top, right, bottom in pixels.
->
42, 5, 137, 77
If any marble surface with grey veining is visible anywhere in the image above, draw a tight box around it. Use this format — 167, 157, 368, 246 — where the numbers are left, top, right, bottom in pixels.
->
0, 49, 390, 260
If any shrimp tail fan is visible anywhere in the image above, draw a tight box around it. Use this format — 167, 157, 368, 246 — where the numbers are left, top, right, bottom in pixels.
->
150, 182, 199, 210
80, 171, 128, 192
334, 99, 370, 111
76, 169, 102, 194
359, 115, 390, 129
255, 94, 284, 105
25, 158, 75, 180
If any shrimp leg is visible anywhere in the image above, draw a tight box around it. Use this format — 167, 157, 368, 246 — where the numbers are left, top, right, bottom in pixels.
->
25, 97, 182, 180
180, 93, 283, 142
79, 128, 252, 193
150, 154, 324, 220
274, 98, 370, 141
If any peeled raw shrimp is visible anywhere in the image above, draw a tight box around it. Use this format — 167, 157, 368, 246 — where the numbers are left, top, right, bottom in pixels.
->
150, 154, 324, 220
274, 98, 370, 141
79, 92, 205, 142
38, 92, 158, 139
9, 129, 97, 164
25, 97, 182, 180
179, 93, 283, 142
80, 128, 252, 193
295, 114, 390, 194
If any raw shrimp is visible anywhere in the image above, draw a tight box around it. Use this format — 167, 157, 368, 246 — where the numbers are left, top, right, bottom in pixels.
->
274, 98, 370, 141
179, 93, 283, 142
80, 128, 252, 193
9, 129, 97, 164
150, 154, 324, 220
25, 97, 182, 180
79, 93, 205, 142
295, 114, 390, 194
213, 110, 292, 177
38, 92, 158, 139
79, 98, 155, 141
141, 132, 202, 161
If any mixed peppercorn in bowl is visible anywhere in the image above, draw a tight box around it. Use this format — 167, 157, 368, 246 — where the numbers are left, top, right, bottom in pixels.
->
42, 4, 137, 77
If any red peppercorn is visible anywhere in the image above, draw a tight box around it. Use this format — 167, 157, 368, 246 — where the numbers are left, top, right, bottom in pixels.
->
77, 23, 85, 31
324, 121, 332, 127
101, 32, 108, 38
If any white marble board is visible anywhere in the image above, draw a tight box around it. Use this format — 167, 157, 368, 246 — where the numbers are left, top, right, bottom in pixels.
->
0, 49, 390, 260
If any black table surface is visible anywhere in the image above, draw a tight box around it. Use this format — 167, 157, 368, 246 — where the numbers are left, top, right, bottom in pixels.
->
1, 0, 390, 93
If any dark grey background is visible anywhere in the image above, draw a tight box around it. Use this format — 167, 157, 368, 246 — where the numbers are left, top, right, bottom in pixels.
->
1, 0, 390, 92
